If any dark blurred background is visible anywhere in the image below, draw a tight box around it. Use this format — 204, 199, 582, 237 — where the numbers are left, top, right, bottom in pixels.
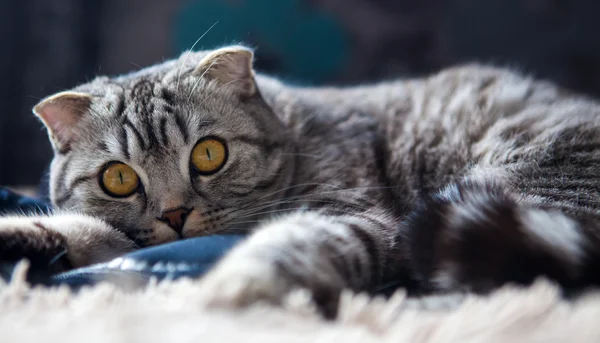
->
2, 0, 600, 193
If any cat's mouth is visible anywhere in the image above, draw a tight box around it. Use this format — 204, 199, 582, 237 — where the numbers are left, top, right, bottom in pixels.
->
155, 208, 192, 240
129, 208, 255, 247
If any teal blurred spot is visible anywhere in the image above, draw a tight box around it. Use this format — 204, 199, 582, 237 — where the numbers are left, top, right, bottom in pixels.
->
174, 0, 349, 83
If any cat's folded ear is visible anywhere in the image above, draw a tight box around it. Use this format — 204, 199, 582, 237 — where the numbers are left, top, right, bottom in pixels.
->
33, 91, 92, 153
192, 46, 256, 98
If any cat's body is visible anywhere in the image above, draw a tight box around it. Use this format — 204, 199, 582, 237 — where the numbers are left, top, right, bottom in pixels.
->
2, 46, 600, 315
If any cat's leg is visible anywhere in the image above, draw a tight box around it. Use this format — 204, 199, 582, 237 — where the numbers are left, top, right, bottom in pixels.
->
0, 213, 135, 278
195, 209, 396, 317
401, 172, 600, 294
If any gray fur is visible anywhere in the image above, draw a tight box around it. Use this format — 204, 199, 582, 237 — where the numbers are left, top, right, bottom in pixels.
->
3, 46, 600, 314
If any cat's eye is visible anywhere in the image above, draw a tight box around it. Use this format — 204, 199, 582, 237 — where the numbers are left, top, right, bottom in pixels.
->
100, 162, 140, 197
190, 137, 228, 175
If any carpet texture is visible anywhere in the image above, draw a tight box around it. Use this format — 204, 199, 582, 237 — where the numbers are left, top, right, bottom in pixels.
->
1, 262, 599, 343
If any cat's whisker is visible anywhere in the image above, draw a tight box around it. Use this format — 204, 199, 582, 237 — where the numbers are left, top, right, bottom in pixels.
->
233, 199, 371, 220
231, 203, 279, 216
234, 198, 348, 219
226, 199, 314, 219
239, 186, 394, 211
251, 182, 345, 202
280, 152, 324, 159
249, 175, 401, 205
291, 185, 400, 197
176, 21, 219, 90
234, 196, 339, 214
225, 220, 264, 227
234, 207, 322, 220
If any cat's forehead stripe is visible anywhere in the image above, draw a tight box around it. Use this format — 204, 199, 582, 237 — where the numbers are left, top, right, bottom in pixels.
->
174, 113, 189, 143
119, 125, 130, 160
123, 118, 147, 151
140, 107, 159, 151
113, 91, 126, 117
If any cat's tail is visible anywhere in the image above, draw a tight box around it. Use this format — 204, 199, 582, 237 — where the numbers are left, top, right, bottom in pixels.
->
400, 179, 600, 294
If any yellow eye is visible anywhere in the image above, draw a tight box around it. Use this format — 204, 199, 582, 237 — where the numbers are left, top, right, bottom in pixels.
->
100, 162, 139, 197
191, 137, 228, 175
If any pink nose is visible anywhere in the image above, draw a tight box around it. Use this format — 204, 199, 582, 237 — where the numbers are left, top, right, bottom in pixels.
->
158, 207, 191, 234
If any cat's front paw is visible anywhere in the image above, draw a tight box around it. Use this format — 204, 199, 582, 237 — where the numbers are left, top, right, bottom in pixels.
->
197, 255, 295, 308
196, 221, 345, 317
0, 214, 135, 282
0, 217, 72, 281
197, 255, 341, 317
196, 212, 372, 317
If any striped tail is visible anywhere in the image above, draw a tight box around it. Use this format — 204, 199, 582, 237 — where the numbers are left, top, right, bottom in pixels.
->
400, 180, 600, 295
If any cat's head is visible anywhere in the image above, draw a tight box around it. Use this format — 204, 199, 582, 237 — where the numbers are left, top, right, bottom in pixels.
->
33, 46, 295, 246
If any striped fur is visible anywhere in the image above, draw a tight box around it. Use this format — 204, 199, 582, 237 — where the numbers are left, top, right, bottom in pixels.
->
2, 46, 600, 316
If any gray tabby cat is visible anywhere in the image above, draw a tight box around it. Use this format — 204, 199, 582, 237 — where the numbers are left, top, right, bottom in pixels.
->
2, 45, 600, 315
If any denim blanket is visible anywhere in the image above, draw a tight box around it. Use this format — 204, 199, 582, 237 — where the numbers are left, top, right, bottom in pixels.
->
0, 187, 245, 288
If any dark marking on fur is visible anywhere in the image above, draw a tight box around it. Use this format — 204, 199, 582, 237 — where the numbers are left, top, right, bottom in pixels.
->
67, 175, 92, 193
227, 188, 254, 197
404, 182, 586, 294
174, 114, 189, 143
57, 145, 72, 155
142, 108, 159, 150
253, 163, 285, 192
120, 126, 131, 160
272, 258, 340, 319
478, 76, 497, 93
98, 141, 111, 153
123, 118, 147, 150
54, 193, 73, 208
54, 156, 73, 198
55, 175, 92, 208
438, 77, 459, 114
159, 117, 169, 146
161, 88, 176, 106
131, 79, 155, 100
346, 223, 379, 284
113, 92, 126, 117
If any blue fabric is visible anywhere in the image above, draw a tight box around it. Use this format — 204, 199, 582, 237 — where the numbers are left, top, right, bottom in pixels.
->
0, 187, 246, 289
49, 235, 246, 289
0, 187, 51, 215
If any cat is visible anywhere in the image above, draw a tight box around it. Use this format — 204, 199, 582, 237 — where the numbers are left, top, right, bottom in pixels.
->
2, 45, 600, 317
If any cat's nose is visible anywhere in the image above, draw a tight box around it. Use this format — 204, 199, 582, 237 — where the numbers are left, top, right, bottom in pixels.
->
158, 207, 192, 235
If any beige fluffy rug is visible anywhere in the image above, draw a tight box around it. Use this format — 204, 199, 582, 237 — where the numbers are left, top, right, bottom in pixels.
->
2, 263, 600, 343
